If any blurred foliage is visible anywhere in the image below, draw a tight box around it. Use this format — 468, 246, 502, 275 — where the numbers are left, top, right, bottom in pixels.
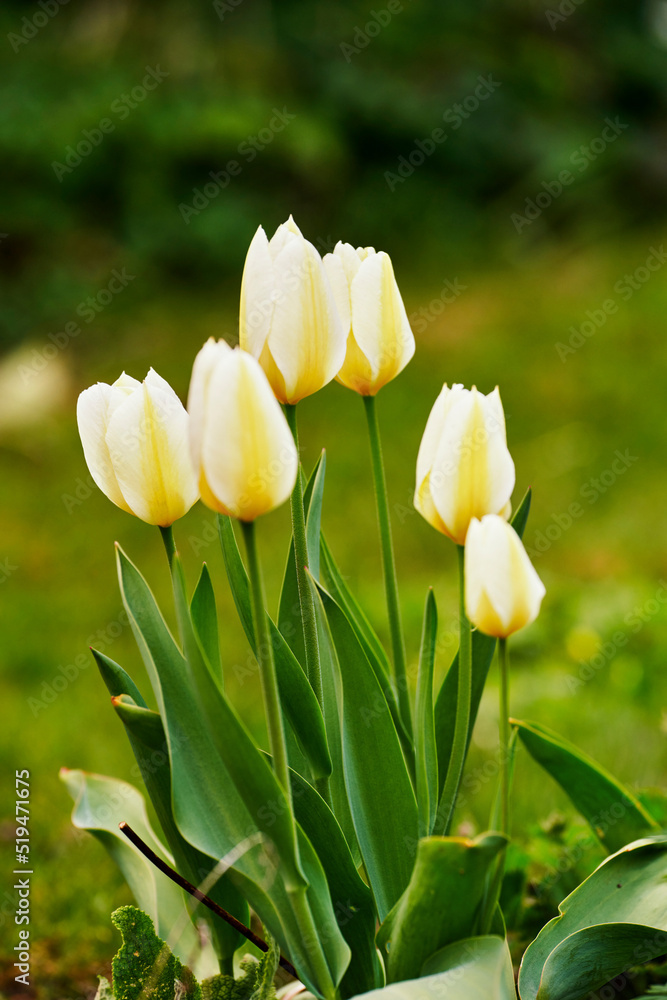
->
2, 0, 667, 346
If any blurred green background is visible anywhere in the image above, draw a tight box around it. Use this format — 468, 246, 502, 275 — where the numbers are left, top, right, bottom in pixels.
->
1, 0, 667, 994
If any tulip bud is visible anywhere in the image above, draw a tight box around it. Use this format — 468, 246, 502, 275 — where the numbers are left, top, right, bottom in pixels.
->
76, 369, 199, 526
322, 242, 415, 395
187, 339, 298, 521
465, 515, 546, 638
239, 216, 346, 404
414, 384, 515, 545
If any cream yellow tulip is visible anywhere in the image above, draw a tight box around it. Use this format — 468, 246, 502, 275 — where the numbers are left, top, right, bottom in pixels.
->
239, 216, 346, 404
187, 339, 298, 521
76, 369, 199, 526
465, 514, 545, 637
323, 242, 415, 395
414, 383, 515, 545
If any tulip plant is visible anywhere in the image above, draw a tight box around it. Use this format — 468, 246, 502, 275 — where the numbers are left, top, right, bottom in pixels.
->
63, 218, 667, 1000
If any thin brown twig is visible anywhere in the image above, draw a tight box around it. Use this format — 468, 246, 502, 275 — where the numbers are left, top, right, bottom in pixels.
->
119, 821, 298, 979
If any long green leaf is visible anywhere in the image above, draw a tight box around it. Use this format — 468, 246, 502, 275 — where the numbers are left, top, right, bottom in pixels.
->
190, 563, 223, 684
93, 647, 148, 708
319, 536, 391, 680
173, 549, 352, 993
287, 766, 383, 997
382, 833, 507, 983
320, 535, 413, 759
434, 488, 532, 802
509, 485, 532, 539
109, 691, 248, 968
170, 546, 355, 992
60, 768, 206, 969
514, 719, 659, 853
115, 544, 350, 993
349, 936, 515, 999
518, 835, 667, 1000
114, 553, 308, 976
415, 589, 438, 837
311, 569, 362, 867
305, 450, 326, 581
218, 515, 331, 780
313, 579, 418, 921
434, 631, 496, 800
277, 452, 326, 667
117, 544, 306, 891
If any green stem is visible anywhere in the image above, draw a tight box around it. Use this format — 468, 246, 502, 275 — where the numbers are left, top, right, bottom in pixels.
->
241, 520, 290, 795
283, 403, 324, 712
159, 524, 176, 566
283, 405, 331, 806
362, 393, 412, 738
480, 638, 511, 934
499, 638, 510, 840
289, 887, 340, 1000
433, 544, 472, 836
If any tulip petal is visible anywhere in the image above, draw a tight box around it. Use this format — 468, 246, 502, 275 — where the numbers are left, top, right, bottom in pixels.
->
187, 338, 232, 473
335, 332, 376, 396
322, 251, 352, 336
341, 251, 415, 395
465, 516, 545, 638
268, 215, 303, 257
414, 384, 466, 536
430, 388, 515, 544
239, 226, 275, 360
77, 381, 137, 514
106, 370, 198, 525
201, 350, 298, 520
268, 234, 345, 403
334, 241, 366, 284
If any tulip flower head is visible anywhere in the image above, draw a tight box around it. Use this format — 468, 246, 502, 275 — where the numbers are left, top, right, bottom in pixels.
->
239, 216, 346, 404
188, 339, 298, 521
76, 369, 199, 526
323, 242, 415, 395
465, 514, 546, 638
415, 383, 515, 545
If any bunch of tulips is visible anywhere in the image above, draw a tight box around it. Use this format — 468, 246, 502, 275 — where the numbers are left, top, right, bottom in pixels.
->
64, 217, 665, 1000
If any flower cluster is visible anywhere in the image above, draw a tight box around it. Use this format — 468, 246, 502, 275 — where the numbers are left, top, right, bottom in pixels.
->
77, 214, 543, 640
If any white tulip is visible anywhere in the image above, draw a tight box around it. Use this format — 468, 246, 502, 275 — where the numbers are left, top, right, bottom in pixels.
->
239, 216, 346, 404
465, 514, 546, 637
77, 369, 199, 526
323, 242, 415, 395
188, 340, 298, 521
415, 384, 515, 545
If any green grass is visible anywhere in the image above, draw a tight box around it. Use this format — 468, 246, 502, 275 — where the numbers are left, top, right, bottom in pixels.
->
1, 232, 667, 995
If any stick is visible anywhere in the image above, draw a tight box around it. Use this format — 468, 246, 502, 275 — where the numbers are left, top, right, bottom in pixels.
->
119, 821, 298, 979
